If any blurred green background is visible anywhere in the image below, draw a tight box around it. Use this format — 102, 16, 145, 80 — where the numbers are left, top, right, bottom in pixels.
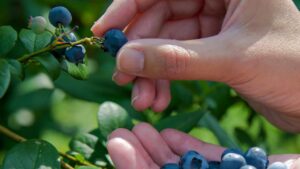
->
0, 0, 300, 165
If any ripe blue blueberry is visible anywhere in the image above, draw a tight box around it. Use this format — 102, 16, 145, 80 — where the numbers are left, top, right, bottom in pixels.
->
28, 16, 47, 34
65, 32, 77, 42
221, 148, 244, 159
49, 6, 72, 27
267, 162, 287, 169
208, 161, 220, 169
65, 45, 86, 64
180, 151, 209, 169
161, 163, 180, 169
244, 147, 268, 169
51, 33, 78, 58
220, 153, 246, 169
240, 165, 257, 169
103, 29, 128, 57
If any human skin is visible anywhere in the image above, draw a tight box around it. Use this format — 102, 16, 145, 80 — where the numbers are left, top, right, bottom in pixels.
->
106, 123, 300, 169
92, 0, 300, 168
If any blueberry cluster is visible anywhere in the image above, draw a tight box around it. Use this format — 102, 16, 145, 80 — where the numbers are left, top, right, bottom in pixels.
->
161, 147, 288, 169
48, 6, 85, 64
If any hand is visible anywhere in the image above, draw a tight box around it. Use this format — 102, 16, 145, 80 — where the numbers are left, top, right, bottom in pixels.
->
106, 123, 300, 169
92, 0, 300, 132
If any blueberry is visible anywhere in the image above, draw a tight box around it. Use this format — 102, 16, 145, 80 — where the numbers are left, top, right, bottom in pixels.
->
208, 161, 220, 169
161, 163, 180, 169
49, 6, 72, 27
220, 153, 246, 169
28, 16, 47, 34
244, 147, 268, 169
221, 148, 244, 159
103, 29, 128, 57
65, 45, 86, 64
267, 162, 287, 169
180, 150, 209, 169
65, 32, 77, 42
240, 165, 257, 169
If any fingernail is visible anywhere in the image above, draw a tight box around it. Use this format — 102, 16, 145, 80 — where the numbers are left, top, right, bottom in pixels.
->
117, 48, 144, 73
131, 83, 140, 105
112, 72, 118, 82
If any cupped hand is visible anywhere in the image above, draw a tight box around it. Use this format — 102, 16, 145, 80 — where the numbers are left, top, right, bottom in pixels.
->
92, 0, 300, 132
106, 123, 300, 169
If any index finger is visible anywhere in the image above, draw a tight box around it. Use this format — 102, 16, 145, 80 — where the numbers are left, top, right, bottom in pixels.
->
91, 0, 158, 36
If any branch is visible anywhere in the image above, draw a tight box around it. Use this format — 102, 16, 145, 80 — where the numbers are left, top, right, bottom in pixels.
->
17, 37, 104, 63
0, 124, 104, 169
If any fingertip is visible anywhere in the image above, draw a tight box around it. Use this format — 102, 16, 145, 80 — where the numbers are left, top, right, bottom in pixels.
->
131, 78, 156, 111
112, 71, 136, 86
151, 80, 171, 112
108, 128, 132, 140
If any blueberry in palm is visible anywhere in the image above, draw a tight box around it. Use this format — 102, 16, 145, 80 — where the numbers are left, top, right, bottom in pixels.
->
240, 165, 257, 169
208, 161, 220, 169
220, 153, 246, 169
244, 147, 268, 169
221, 148, 244, 159
161, 163, 180, 169
180, 150, 209, 169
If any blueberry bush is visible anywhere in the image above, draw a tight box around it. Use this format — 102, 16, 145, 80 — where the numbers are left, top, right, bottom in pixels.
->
0, 1, 300, 169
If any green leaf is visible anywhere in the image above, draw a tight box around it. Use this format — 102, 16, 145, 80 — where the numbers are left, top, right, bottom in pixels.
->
19, 29, 36, 53
62, 59, 89, 80
69, 129, 109, 166
98, 102, 132, 138
8, 59, 23, 79
2, 140, 60, 169
0, 26, 17, 57
198, 113, 240, 149
0, 59, 11, 98
35, 31, 52, 51
155, 110, 205, 132
33, 53, 61, 80
69, 132, 100, 159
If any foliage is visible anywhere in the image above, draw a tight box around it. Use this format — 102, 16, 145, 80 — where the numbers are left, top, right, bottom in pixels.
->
0, 0, 300, 169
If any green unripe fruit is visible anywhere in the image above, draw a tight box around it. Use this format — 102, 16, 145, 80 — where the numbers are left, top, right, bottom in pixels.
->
28, 16, 47, 34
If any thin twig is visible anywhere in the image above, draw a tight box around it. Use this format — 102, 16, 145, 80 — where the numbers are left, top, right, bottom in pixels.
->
61, 160, 75, 169
17, 37, 104, 63
0, 124, 102, 168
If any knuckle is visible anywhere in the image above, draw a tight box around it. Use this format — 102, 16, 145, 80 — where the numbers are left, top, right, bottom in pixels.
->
157, 45, 192, 79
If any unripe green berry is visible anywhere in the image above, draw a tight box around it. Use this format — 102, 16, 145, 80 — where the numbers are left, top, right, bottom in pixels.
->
28, 16, 47, 34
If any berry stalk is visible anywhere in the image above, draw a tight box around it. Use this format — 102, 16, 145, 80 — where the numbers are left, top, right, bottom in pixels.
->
17, 36, 104, 63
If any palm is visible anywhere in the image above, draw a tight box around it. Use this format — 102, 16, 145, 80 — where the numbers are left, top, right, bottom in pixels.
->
107, 123, 300, 169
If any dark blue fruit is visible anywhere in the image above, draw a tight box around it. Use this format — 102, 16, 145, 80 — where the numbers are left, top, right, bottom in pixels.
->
51, 33, 78, 58
245, 147, 268, 169
65, 45, 86, 64
208, 161, 220, 169
240, 165, 257, 169
161, 163, 180, 169
221, 148, 244, 159
220, 153, 246, 169
180, 151, 209, 169
267, 162, 287, 169
103, 29, 128, 57
49, 6, 72, 27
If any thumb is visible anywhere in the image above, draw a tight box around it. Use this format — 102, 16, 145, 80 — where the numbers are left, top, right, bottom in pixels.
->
116, 36, 239, 82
